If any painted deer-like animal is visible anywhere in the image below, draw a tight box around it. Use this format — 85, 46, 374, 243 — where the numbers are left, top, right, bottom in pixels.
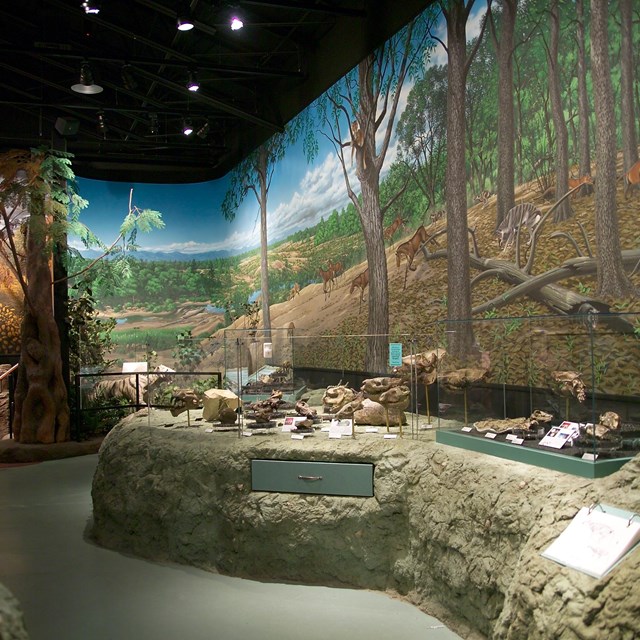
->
395, 225, 428, 289
349, 268, 369, 310
384, 215, 406, 243
624, 160, 640, 199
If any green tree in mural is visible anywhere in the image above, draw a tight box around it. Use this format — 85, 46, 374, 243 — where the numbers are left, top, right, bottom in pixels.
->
319, 10, 437, 372
397, 64, 448, 216
488, 0, 517, 227
590, 0, 636, 298
221, 116, 316, 339
0, 149, 163, 443
619, 0, 638, 173
437, 0, 489, 360
546, 0, 572, 222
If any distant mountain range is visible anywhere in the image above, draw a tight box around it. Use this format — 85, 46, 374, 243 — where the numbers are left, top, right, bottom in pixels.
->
76, 248, 234, 262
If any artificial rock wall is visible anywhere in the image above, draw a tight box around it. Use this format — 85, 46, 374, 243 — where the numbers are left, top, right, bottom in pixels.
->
90, 416, 640, 640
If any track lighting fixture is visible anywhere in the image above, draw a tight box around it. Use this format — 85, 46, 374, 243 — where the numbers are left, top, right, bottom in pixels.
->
81, 1, 100, 14
182, 118, 194, 136
186, 69, 200, 92
121, 64, 138, 91
71, 61, 103, 95
97, 111, 107, 136
176, 1, 194, 31
196, 120, 209, 139
149, 112, 159, 135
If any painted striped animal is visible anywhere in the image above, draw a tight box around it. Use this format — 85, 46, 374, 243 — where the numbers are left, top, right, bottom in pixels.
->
86, 365, 174, 406
495, 203, 541, 249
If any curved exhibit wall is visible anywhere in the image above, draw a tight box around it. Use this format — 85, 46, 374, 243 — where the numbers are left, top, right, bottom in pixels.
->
90, 416, 640, 640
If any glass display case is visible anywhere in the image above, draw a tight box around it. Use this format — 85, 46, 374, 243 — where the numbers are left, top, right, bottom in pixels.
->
433, 312, 640, 476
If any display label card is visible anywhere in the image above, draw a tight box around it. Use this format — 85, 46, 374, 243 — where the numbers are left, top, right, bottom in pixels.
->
539, 423, 581, 449
329, 418, 353, 437
461, 426, 473, 433
485, 432, 497, 439
291, 433, 307, 440
388, 342, 403, 367
122, 361, 148, 373
512, 437, 524, 445
262, 342, 273, 358
282, 416, 307, 432
582, 452, 598, 461
242, 431, 252, 437
205, 427, 214, 433
384, 434, 398, 439
365, 427, 379, 433
420, 423, 434, 430
505, 434, 517, 441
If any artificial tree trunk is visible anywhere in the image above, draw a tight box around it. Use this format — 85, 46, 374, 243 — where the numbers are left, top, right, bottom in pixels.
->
13, 192, 70, 443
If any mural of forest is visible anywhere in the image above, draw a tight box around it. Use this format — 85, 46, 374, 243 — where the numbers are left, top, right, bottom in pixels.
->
2, 0, 640, 403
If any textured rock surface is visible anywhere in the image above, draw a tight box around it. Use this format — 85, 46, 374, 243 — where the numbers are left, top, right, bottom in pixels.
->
91, 413, 640, 640
0, 582, 29, 639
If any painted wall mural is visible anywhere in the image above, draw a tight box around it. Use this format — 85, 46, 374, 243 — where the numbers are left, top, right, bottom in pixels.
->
2, 1, 640, 401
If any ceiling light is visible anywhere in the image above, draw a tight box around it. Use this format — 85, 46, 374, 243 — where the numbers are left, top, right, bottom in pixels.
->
182, 118, 194, 136
230, 15, 243, 31
71, 61, 103, 94
121, 64, 138, 91
81, 1, 100, 14
186, 69, 200, 92
176, 2, 194, 31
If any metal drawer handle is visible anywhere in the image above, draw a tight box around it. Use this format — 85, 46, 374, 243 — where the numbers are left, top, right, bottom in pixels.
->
298, 475, 323, 481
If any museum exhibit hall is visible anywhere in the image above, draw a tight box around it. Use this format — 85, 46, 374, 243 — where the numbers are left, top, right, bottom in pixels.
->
1, 1, 640, 639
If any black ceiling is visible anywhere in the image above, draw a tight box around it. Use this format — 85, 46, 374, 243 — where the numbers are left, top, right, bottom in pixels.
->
0, 0, 431, 183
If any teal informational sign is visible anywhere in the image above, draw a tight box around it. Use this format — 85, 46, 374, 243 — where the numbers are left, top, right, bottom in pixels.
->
388, 342, 403, 367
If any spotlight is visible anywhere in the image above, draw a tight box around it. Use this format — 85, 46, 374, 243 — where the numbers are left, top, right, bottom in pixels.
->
176, 1, 194, 31
182, 118, 194, 136
121, 64, 138, 91
186, 69, 200, 92
230, 15, 243, 31
81, 1, 100, 14
71, 61, 103, 94
196, 120, 209, 139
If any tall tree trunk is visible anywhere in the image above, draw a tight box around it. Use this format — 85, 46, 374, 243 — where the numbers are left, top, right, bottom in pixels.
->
356, 58, 389, 373
548, 0, 572, 222
576, 0, 592, 177
590, 0, 636, 298
13, 192, 70, 443
620, 0, 638, 171
444, 0, 476, 360
257, 146, 272, 340
491, 0, 517, 228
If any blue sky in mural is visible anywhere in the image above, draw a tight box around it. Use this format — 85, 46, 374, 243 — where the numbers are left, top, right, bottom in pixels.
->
72, 4, 485, 259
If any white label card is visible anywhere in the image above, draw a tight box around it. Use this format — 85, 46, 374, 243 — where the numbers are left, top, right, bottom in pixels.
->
365, 427, 379, 433
582, 452, 598, 461
205, 428, 214, 433
485, 432, 497, 439
384, 434, 398, 439
505, 434, 517, 441
461, 426, 473, 433
291, 434, 306, 440
242, 431, 252, 437
512, 437, 524, 445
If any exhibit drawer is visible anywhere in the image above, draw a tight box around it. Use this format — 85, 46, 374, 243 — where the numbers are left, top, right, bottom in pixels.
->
251, 459, 374, 497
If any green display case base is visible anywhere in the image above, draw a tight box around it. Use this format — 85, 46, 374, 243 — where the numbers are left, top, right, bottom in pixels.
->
436, 430, 633, 479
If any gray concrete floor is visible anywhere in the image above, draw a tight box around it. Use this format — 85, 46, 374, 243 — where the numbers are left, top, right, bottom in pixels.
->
0, 455, 462, 640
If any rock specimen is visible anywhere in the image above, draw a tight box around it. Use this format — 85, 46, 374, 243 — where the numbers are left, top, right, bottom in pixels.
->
440, 367, 490, 427
378, 385, 411, 435
202, 388, 240, 422
550, 370, 587, 419
322, 383, 358, 413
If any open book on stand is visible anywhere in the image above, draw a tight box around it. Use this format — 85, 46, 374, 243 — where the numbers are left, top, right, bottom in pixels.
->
541, 504, 640, 579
